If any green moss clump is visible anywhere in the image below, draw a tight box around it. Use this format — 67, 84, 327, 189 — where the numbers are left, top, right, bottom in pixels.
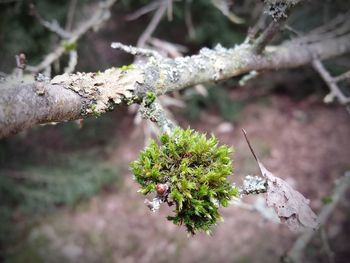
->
130, 128, 238, 234
62, 41, 77, 52
90, 104, 101, 117
120, 64, 134, 71
144, 91, 156, 106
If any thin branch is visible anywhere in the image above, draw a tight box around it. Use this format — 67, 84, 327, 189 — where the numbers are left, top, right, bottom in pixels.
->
26, 0, 117, 73
285, 24, 350, 105
231, 197, 280, 223
253, 19, 283, 53
125, 1, 160, 21
184, 0, 195, 39
139, 99, 176, 135
298, 18, 350, 45
65, 0, 78, 31
1, 32, 350, 138
245, 13, 269, 44
308, 10, 350, 37
211, 0, 245, 24
166, 0, 173, 21
30, 4, 72, 39
111, 42, 161, 58
64, 50, 78, 74
148, 38, 187, 58
312, 59, 350, 105
251, 0, 305, 53
320, 227, 335, 263
137, 2, 167, 48
287, 172, 350, 263
333, 70, 350, 83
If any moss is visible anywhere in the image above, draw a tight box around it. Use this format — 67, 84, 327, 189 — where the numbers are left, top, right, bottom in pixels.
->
144, 91, 156, 106
62, 41, 77, 52
120, 64, 134, 72
322, 196, 333, 205
130, 128, 238, 234
90, 104, 101, 117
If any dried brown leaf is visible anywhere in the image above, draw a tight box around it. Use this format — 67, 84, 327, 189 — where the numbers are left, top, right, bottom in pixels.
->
242, 129, 319, 232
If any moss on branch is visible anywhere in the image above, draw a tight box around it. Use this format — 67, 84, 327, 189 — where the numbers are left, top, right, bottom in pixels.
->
130, 128, 238, 235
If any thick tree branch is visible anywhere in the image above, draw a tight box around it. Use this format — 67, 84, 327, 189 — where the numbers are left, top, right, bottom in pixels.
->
1, 33, 350, 138
0, 82, 82, 137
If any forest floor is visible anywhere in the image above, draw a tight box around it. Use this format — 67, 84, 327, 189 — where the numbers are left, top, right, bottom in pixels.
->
5, 93, 350, 263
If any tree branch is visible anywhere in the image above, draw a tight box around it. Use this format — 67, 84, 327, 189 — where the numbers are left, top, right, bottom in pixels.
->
1, 33, 350, 138
26, 0, 117, 73
312, 59, 350, 104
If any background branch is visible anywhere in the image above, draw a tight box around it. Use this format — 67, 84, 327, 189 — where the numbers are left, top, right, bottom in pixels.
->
287, 172, 350, 263
26, 0, 117, 73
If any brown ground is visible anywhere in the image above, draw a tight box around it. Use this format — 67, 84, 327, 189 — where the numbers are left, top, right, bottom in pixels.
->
19, 94, 350, 263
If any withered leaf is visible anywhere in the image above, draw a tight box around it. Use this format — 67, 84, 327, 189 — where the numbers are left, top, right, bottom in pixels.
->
242, 129, 319, 232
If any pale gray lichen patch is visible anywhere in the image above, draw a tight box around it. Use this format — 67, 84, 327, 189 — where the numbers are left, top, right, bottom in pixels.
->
139, 99, 175, 135
51, 67, 144, 115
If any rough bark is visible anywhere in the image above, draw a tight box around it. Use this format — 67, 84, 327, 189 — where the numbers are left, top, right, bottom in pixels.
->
1, 33, 350, 139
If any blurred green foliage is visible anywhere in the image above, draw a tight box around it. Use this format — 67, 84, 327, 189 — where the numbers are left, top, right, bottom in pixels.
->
0, 153, 118, 215
0, 113, 120, 260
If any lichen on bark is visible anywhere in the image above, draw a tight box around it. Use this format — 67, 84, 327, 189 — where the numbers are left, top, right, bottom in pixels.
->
50, 67, 144, 116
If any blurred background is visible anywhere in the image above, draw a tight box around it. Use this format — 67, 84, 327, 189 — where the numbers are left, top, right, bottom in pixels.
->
0, 0, 350, 262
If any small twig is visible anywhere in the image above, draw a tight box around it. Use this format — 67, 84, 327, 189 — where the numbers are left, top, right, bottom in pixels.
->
285, 25, 350, 105
333, 70, 350, 83
251, 0, 302, 53
239, 70, 259, 86
30, 3, 72, 39
111, 42, 161, 58
242, 128, 258, 162
184, 0, 195, 39
309, 10, 350, 36
245, 14, 269, 44
253, 20, 283, 53
26, 0, 117, 73
211, 0, 245, 24
166, 0, 173, 21
148, 38, 187, 58
312, 59, 350, 105
125, 1, 160, 21
231, 197, 280, 223
137, 2, 167, 48
65, 0, 78, 31
64, 50, 78, 74
320, 227, 335, 263
139, 99, 176, 135
299, 18, 350, 45
14, 53, 26, 78
287, 172, 350, 263
15, 53, 26, 70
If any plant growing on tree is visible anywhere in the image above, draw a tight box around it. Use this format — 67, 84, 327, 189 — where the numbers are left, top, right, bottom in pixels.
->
130, 128, 238, 234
